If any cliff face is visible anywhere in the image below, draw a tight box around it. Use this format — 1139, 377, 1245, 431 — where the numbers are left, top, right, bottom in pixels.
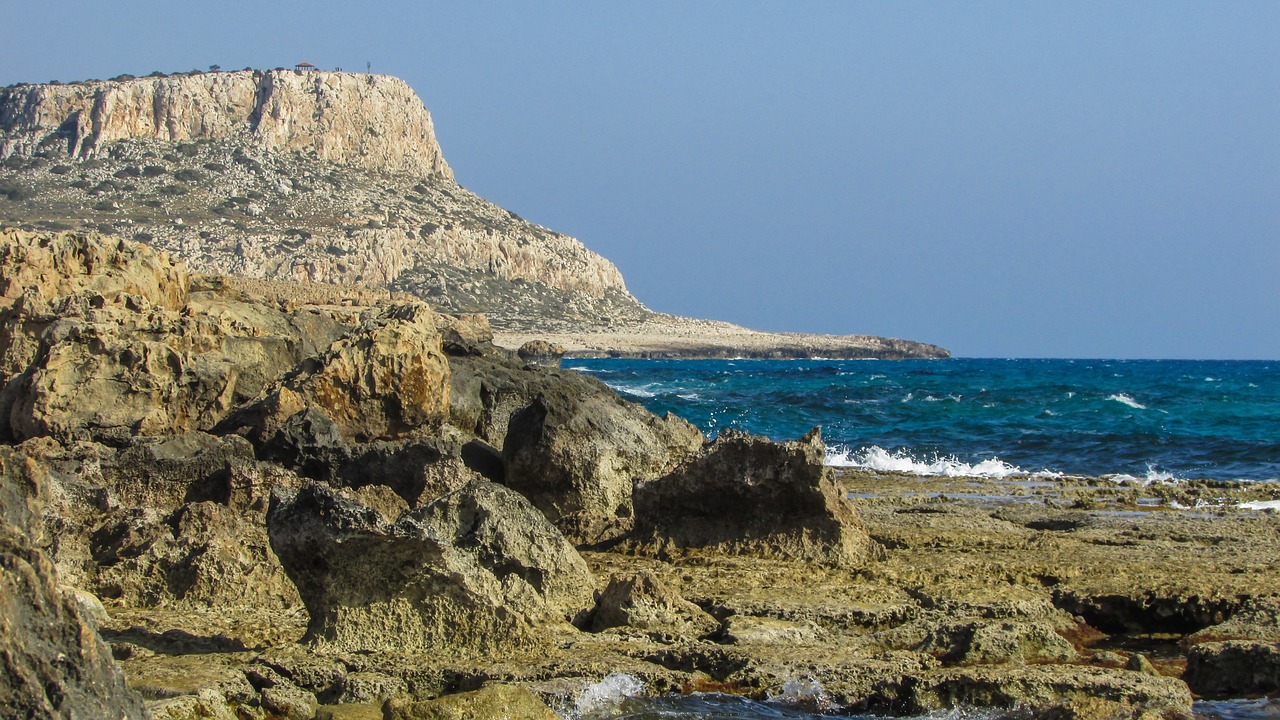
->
0, 71, 640, 325
0, 70, 452, 179
0, 70, 945, 356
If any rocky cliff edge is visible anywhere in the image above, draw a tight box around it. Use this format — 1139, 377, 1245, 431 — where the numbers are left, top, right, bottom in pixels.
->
0, 70, 451, 179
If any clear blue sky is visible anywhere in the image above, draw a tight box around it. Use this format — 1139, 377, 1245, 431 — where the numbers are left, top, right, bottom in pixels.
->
3, 2, 1277, 358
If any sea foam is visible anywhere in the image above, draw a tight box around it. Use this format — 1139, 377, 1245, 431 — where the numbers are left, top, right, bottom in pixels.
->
826, 445, 1025, 478
563, 673, 645, 719
1107, 393, 1147, 410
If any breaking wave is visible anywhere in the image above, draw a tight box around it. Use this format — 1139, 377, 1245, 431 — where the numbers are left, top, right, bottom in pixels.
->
825, 445, 1028, 479
1107, 393, 1147, 410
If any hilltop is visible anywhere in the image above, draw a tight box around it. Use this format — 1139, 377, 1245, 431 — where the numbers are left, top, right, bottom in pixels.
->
0, 69, 947, 358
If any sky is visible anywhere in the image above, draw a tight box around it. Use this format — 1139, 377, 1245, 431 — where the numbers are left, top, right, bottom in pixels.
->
2, 2, 1277, 359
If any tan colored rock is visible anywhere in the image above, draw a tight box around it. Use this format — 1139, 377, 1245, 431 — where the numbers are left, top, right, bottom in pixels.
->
630, 428, 882, 568
502, 371, 705, 545
383, 685, 560, 720
267, 480, 594, 656
591, 571, 720, 641
0, 445, 148, 720
0, 70, 451, 178
240, 302, 450, 444
0, 227, 188, 312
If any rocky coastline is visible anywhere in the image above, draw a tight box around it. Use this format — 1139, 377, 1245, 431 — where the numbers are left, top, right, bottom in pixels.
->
0, 228, 1276, 720
0, 70, 947, 360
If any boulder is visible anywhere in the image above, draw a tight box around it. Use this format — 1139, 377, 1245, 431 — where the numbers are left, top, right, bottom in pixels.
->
502, 371, 704, 545
0, 445, 147, 719
90, 499, 302, 610
629, 428, 881, 567
259, 411, 487, 506
591, 571, 720, 641
7, 303, 242, 443
267, 479, 594, 655
228, 302, 450, 445
1184, 640, 1280, 696
437, 313, 494, 357
517, 339, 565, 367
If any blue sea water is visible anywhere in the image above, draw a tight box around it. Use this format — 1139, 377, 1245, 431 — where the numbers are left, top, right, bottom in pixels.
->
567, 358, 1280, 482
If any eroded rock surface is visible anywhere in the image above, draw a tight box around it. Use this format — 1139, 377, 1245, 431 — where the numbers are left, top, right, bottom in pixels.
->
267, 480, 595, 656
630, 428, 882, 567
0, 445, 147, 720
502, 371, 704, 546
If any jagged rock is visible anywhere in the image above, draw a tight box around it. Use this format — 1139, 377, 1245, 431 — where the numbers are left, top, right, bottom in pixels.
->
383, 684, 560, 720
0, 227, 188, 314
102, 432, 259, 509
90, 499, 302, 610
438, 313, 494, 357
591, 571, 720, 641
629, 428, 881, 567
502, 371, 704, 545
230, 302, 450, 445
1184, 641, 1280, 696
1186, 596, 1280, 644
517, 339, 565, 367
259, 412, 486, 506
0, 231, 362, 444
267, 479, 594, 655
0, 446, 147, 720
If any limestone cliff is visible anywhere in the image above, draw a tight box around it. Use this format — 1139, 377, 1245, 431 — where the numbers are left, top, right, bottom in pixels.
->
0, 70, 451, 179
0, 70, 947, 358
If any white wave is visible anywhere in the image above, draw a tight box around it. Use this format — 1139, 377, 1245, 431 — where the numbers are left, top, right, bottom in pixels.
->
825, 445, 1026, 478
768, 675, 832, 709
566, 673, 645, 719
1105, 465, 1183, 486
1239, 499, 1280, 511
1107, 393, 1147, 410
605, 382, 656, 398
901, 392, 914, 403
923, 394, 961, 402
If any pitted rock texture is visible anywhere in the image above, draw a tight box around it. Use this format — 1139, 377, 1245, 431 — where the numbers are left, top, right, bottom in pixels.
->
502, 372, 705, 546
0, 445, 148, 720
267, 480, 595, 656
630, 428, 882, 567
231, 302, 451, 445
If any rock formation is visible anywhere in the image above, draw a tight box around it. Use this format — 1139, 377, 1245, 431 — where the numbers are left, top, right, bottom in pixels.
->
629, 428, 882, 567
0, 70, 451, 178
0, 207, 1240, 720
502, 373, 705, 546
0, 444, 148, 719
226, 301, 451, 445
267, 480, 595, 656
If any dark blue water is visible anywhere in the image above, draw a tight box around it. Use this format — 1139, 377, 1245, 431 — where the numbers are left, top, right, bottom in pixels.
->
567, 358, 1280, 482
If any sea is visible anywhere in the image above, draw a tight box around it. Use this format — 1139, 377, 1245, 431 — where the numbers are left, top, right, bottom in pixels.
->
567, 357, 1280, 483
558, 358, 1280, 720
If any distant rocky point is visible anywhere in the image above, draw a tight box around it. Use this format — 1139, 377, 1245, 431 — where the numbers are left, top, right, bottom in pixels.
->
0, 68, 947, 358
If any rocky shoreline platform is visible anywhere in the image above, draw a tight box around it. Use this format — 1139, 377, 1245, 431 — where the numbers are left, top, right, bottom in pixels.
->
1, 229, 1277, 720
